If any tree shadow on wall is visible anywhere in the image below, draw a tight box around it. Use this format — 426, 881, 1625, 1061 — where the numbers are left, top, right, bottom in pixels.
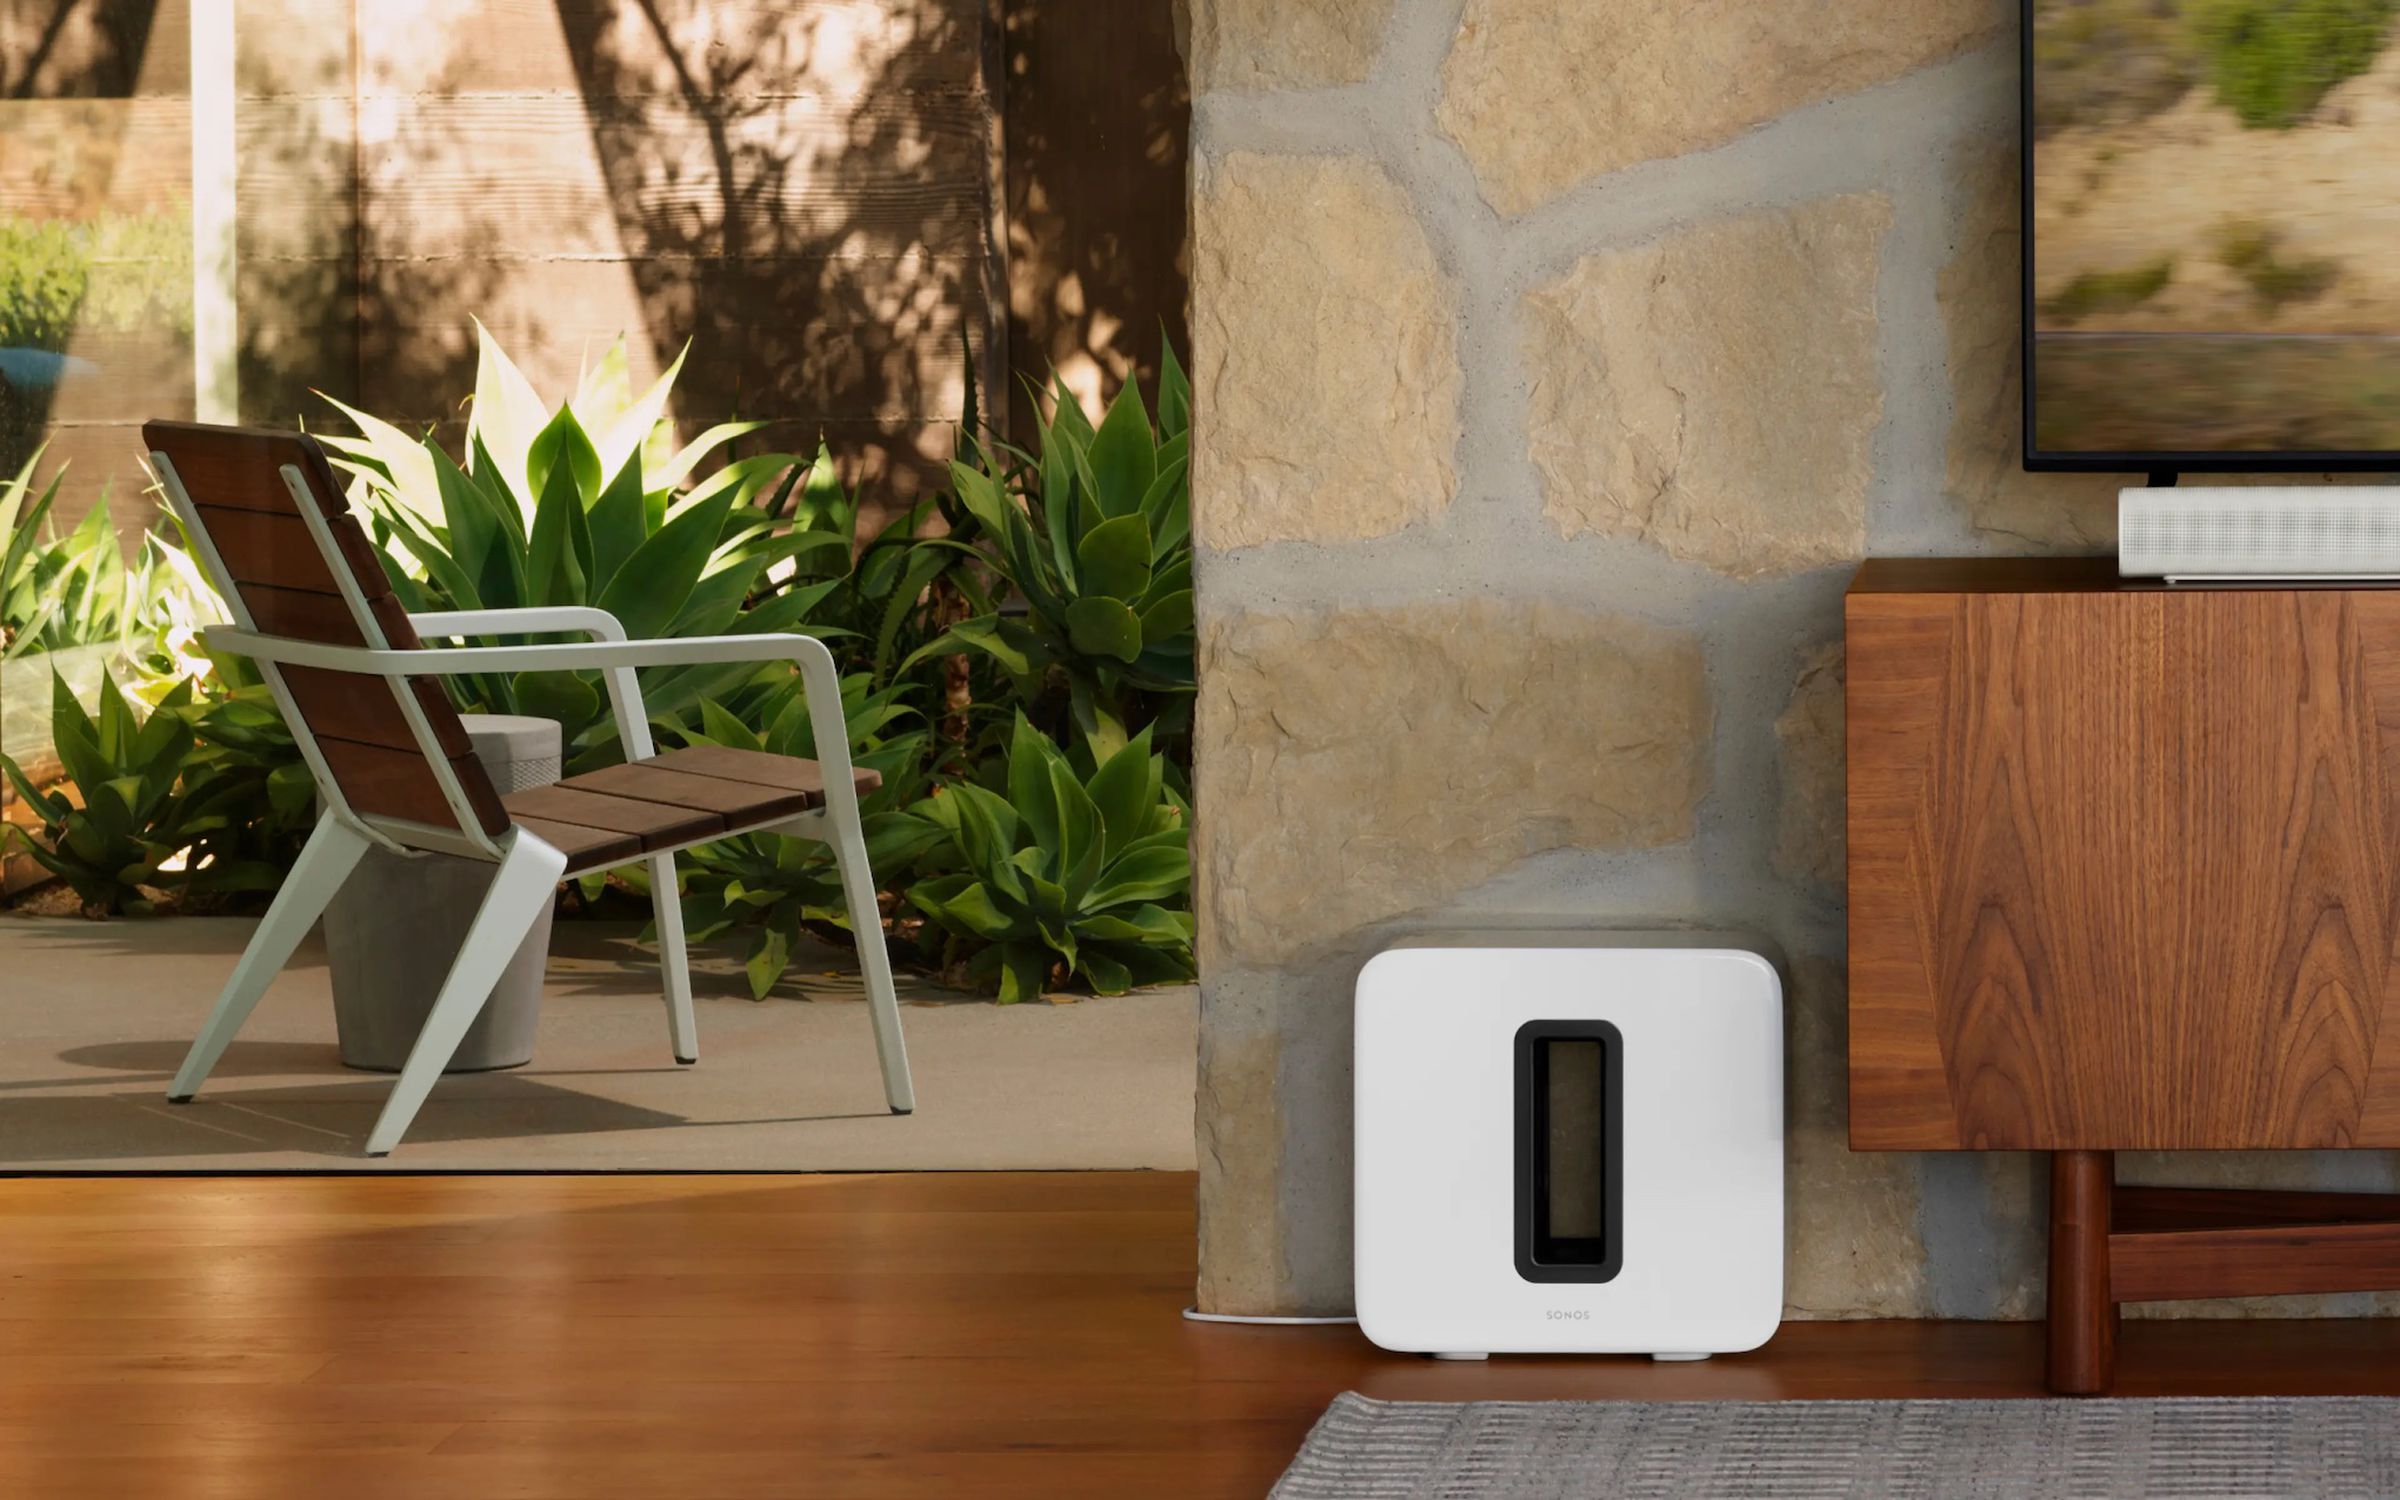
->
999, 0, 1189, 434
3, 0, 154, 98
552, 0, 992, 501
235, 13, 508, 438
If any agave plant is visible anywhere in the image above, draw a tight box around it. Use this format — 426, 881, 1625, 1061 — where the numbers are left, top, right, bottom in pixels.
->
0, 450, 148, 661
905, 713, 1192, 1002
662, 672, 949, 998
908, 347, 1193, 765
1, 450, 221, 705
1, 446, 71, 655
318, 323, 847, 768
0, 671, 285, 914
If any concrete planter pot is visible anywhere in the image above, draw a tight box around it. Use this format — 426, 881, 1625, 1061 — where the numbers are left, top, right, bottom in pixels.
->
323, 714, 562, 1073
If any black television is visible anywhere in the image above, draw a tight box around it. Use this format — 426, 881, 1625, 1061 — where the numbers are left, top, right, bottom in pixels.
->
2023, 0, 2400, 474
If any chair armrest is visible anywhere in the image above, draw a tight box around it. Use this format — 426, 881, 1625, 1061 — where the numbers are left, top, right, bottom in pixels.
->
207, 629, 837, 678
408, 608, 639, 756
408, 606, 629, 643
203, 629, 858, 801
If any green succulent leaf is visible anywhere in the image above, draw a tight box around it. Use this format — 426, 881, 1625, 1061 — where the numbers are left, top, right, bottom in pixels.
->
992, 941, 1050, 1005
1086, 380, 1156, 518
526, 443, 592, 608
1064, 596, 1143, 663
595, 485, 737, 640
509, 670, 601, 740
1085, 728, 1159, 864
585, 446, 649, 592
745, 925, 791, 1001
1137, 590, 1193, 649
912, 877, 1028, 942
1073, 513, 1152, 601
1085, 842, 1190, 909
1078, 949, 1132, 995
525, 404, 603, 512
1157, 337, 1191, 440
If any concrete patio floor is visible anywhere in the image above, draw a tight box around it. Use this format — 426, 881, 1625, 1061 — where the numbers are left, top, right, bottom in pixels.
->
0, 913, 1196, 1171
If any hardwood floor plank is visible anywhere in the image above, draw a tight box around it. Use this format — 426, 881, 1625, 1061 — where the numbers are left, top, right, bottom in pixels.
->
2, 1172, 2399, 1498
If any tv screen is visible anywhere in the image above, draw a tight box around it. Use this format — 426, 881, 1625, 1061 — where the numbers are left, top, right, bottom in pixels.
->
2025, 0, 2400, 471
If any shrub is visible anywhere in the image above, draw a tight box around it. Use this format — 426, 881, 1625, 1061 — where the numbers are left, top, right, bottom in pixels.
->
2038, 257, 2176, 325
666, 673, 951, 998
0, 210, 193, 352
2216, 218, 2341, 312
0, 671, 296, 915
2193, 0, 2398, 128
909, 345, 1193, 769
903, 714, 1193, 1002
3, 447, 223, 681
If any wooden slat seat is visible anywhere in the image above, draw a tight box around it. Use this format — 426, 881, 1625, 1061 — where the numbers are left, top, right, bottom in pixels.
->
500, 750, 874, 872
510, 817, 643, 870
646, 744, 882, 805
500, 784, 725, 862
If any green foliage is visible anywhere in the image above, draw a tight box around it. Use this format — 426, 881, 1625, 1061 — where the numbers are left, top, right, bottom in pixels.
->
2038, 257, 2176, 325
11, 321, 1203, 1002
0, 671, 291, 914
666, 672, 952, 998
909, 345, 1193, 766
2216, 218, 2341, 312
2193, 0, 2398, 128
321, 324, 842, 769
0, 210, 192, 352
0, 447, 73, 655
904, 714, 1192, 1003
179, 653, 317, 880
2030, 0, 2203, 136
758, 438, 993, 695
1, 448, 220, 677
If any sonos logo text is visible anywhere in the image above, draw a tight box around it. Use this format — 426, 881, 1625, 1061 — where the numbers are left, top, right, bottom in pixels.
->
1545, 1309, 1590, 1321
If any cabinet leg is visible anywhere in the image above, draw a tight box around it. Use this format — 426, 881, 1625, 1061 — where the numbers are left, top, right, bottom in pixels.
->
2046, 1149, 2117, 1395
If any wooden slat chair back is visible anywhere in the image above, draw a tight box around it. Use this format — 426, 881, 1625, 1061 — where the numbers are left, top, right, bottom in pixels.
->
143, 420, 508, 846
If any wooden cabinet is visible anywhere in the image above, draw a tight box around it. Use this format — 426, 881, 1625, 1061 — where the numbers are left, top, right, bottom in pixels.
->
1844, 557, 2400, 1392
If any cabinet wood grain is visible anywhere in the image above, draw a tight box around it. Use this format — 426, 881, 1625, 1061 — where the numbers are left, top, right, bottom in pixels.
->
1846, 560, 2400, 1151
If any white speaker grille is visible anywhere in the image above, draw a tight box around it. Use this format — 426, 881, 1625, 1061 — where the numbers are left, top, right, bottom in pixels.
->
2117, 487, 2400, 577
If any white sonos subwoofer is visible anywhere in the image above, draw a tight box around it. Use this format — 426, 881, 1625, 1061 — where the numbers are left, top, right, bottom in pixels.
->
1353, 934, 1784, 1361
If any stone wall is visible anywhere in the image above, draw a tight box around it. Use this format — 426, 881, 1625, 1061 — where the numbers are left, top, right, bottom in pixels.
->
1187, 0, 2400, 1320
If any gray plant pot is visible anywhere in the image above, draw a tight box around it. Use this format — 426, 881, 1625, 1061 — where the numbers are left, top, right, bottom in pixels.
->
324, 714, 563, 1073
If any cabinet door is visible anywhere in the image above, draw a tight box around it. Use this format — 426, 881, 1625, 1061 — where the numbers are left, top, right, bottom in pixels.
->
1846, 586, 2400, 1151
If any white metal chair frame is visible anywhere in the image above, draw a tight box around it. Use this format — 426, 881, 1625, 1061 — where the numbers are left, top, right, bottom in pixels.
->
153, 450, 914, 1156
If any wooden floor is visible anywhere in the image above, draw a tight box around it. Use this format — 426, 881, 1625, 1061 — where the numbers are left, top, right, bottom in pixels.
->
5, 1173, 2400, 1498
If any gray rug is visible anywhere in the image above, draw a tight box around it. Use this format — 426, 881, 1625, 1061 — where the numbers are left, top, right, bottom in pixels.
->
1273, 1393, 2400, 1498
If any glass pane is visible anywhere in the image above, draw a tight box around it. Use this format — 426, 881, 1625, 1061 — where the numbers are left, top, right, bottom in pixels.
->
1, 1, 200, 782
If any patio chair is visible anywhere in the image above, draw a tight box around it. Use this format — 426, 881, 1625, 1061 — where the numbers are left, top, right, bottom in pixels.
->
144, 420, 913, 1155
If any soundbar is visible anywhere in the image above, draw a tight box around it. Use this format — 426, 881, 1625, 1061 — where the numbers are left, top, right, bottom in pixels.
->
2118, 487, 2400, 582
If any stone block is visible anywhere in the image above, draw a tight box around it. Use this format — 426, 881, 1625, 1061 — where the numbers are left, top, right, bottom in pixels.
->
1523, 196, 1890, 577
1192, 152, 1462, 550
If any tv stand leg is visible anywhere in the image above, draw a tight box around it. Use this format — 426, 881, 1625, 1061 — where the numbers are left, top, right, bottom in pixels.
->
2047, 1149, 2117, 1395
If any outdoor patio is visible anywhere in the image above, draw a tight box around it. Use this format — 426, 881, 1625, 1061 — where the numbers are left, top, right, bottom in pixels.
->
0, 912, 1196, 1170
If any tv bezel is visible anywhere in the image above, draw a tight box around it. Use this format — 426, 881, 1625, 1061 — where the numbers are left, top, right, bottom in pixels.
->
2018, 1, 2400, 474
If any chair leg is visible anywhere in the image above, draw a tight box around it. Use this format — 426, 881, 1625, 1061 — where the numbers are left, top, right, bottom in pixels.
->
169, 812, 370, 1102
363, 833, 566, 1157
829, 810, 914, 1114
649, 851, 697, 1064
